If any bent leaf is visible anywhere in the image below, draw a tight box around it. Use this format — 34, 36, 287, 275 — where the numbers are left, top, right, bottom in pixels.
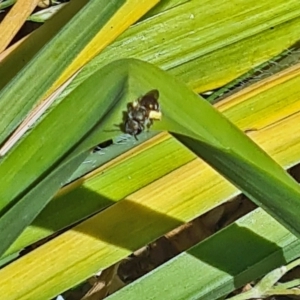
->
1, 58, 300, 260
47, 58, 300, 236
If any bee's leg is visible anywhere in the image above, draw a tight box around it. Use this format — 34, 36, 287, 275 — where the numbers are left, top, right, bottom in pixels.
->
146, 119, 153, 131
140, 123, 145, 133
133, 122, 144, 140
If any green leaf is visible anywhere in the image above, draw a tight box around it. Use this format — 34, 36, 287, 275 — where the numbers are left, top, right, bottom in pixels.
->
0, 152, 88, 256
106, 208, 300, 300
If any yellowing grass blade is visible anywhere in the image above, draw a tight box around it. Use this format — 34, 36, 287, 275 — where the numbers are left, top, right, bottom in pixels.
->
0, 0, 40, 52
58, 0, 300, 100
49, 0, 160, 96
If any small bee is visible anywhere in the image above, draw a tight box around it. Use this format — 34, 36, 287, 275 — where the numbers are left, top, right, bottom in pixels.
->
125, 89, 161, 139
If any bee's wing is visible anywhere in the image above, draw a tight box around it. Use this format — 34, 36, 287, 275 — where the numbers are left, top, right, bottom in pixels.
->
145, 89, 159, 100
138, 89, 159, 102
